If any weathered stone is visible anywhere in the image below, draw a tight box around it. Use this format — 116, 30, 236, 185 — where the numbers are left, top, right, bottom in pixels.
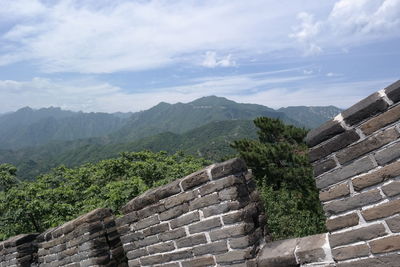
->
319, 183, 350, 202
362, 199, 400, 221
154, 179, 181, 200
352, 161, 400, 191
181, 256, 215, 267
313, 157, 337, 177
323, 189, 382, 216
385, 79, 400, 103
332, 244, 370, 261
306, 119, 345, 147
229, 228, 262, 249
164, 191, 195, 209
143, 223, 169, 237
126, 248, 148, 260
257, 238, 298, 267
139, 254, 165, 266
215, 248, 252, 264
374, 141, 400, 165
132, 215, 159, 231
361, 103, 400, 135
164, 249, 193, 262
158, 228, 186, 242
136, 202, 165, 220
199, 175, 244, 196
192, 240, 228, 256
176, 234, 207, 248
170, 211, 200, 229
189, 218, 222, 234
210, 223, 254, 242
189, 193, 219, 210
181, 169, 209, 191
316, 156, 374, 189
386, 215, 400, 232
210, 158, 247, 179
326, 212, 359, 232
336, 127, 399, 164
369, 235, 400, 253
329, 223, 386, 248
122, 188, 158, 213
342, 92, 389, 126
382, 181, 400, 196
336, 253, 400, 267
309, 130, 361, 162
295, 234, 331, 265
147, 241, 175, 254
159, 203, 189, 221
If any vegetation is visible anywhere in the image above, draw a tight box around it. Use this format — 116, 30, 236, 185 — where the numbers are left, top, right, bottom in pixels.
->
232, 117, 326, 240
0, 151, 208, 241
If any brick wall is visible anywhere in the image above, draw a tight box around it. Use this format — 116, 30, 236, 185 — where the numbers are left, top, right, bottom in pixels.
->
116, 158, 265, 267
306, 80, 400, 266
0, 234, 38, 266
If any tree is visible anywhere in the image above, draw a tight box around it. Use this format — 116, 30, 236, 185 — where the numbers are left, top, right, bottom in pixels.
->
0, 163, 19, 191
232, 117, 326, 240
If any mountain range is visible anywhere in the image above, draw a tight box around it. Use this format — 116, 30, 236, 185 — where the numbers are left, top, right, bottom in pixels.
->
0, 96, 342, 179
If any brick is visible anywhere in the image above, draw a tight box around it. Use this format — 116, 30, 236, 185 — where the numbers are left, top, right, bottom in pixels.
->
382, 181, 400, 197
189, 193, 219, 210
164, 191, 195, 209
316, 156, 374, 189
164, 249, 193, 262
319, 183, 350, 202
202, 202, 232, 217
313, 157, 337, 177
181, 169, 209, 191
126, 248, 148, 260
134, 235, 159, 248
369, 235, 400, 253
361, 104, 400, 135
375, 141, 400, 165
362, 199, 400, 221
342, 92, 389, 126
336, 127, 399, 164
385, 80, 400, 103
215, 248, 252, 264
210, 223, 253, 241
136, 202, 165, 220
132, 215, 159, 231
306, 119, 345, 147
158, 228, 186, 242
122, 188, 158, 213
329, 223, 386, 248
181, 256, 215, 267
147, 241, 175, 254
189, 218, 222, 234
295, 233, 329, 265
170, 211, 200, 229
143, 223, 169, 237
257, 238, 298, 267
336, 253, 400, 267
352, 161, 400, 191
386, 215, 400, 232
332, 244, 369, 261
229, 228, 262, 249
193, 240, 228, 256
176, 234, 207, 248
154, 179, 181, 200
323, 189, 382, 216
309, 130, 360, 162
210, 158, 247, 179
199, 175, 244, 196
326, 212, 359, 232
140, 254, 165, 266
159, 203, 189, 221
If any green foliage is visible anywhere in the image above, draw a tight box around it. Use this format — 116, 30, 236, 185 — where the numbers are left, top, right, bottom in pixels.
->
0, 151, 208, 241
232, 117, 326, 240
0, 163, 19, 191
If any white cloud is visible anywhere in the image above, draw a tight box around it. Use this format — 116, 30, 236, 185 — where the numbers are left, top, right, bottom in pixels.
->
201, 51, 236, 68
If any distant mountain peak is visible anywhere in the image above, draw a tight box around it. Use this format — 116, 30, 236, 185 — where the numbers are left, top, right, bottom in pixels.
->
190, 96, 235, 106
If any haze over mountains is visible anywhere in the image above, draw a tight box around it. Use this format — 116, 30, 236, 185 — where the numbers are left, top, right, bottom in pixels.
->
0, 96, 342, 179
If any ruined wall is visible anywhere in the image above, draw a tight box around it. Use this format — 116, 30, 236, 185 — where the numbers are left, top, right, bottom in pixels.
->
306, 80, 400, 266
116, 158, 265, 267
0, 234, 38, 267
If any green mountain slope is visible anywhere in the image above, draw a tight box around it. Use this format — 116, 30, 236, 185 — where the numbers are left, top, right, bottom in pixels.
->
278, 106, 342, 129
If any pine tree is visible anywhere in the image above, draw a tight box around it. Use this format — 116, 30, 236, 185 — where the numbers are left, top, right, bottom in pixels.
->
232, 117, 326, 239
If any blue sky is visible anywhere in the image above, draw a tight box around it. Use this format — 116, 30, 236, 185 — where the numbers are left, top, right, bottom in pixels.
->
0, 0, 399, 113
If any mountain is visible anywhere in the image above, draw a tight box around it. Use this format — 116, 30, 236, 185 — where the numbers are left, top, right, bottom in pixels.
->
0, 107, 128, 149
278, 106, 342, 129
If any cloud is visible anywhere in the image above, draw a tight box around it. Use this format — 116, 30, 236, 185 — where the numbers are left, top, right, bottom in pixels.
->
201, 51, 236, 68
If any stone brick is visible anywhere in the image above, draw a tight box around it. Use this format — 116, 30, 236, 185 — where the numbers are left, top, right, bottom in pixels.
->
309, 130, 360, 162
199, 175, 244, 196
382, 181, 400, 196
313, 157, 337, 177
229, 228, 262, 249
154, 179, 182, 200
386, 215, 400, 232
257, 238, 298, 267
369, 235, 400, 253
362, 199, 400, 221
159, 203, 189, 221
176, 234, 207, 248
342, 92, 389, 126
336, 253, 400, 267
202, 202, 232, 217
181, 256, 215, 267
323, 189, 382, 216
319, 183, 350, 202
164, 191, 195, 209
189, 193, 219, 210
374, 141, 400, 165
132, 215, 159, 231
164, 249, 193, 262
158, 228, 186, 242
219, 185, 248, 201
170, 211, 200, 229
210, 158, 247, 180
147, 241, 175, 254
189, 218, 222, 234
336, 127, 399, 164
181, 169, 209, 191
361, 104, 400, 135
329, 223, 386, 248
385, 79, 400, 103
193, 240, 228, 256
143, 223, 169, 237
332, 244, 369, 261
122, 188, 158, 213
295, 234, 330, 265
136, 202, 165, 220
306, 119, 345, 147
140, 254, 165, 266
316, 156, 374, 189
352, 161, 400, 191
215, 248, 252, 264
326, 212, 359, 232
210, 223, 253, 241
126, 248, 148, 260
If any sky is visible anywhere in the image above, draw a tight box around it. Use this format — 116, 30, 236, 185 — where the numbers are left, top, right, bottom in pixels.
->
0, 0, 399, 113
